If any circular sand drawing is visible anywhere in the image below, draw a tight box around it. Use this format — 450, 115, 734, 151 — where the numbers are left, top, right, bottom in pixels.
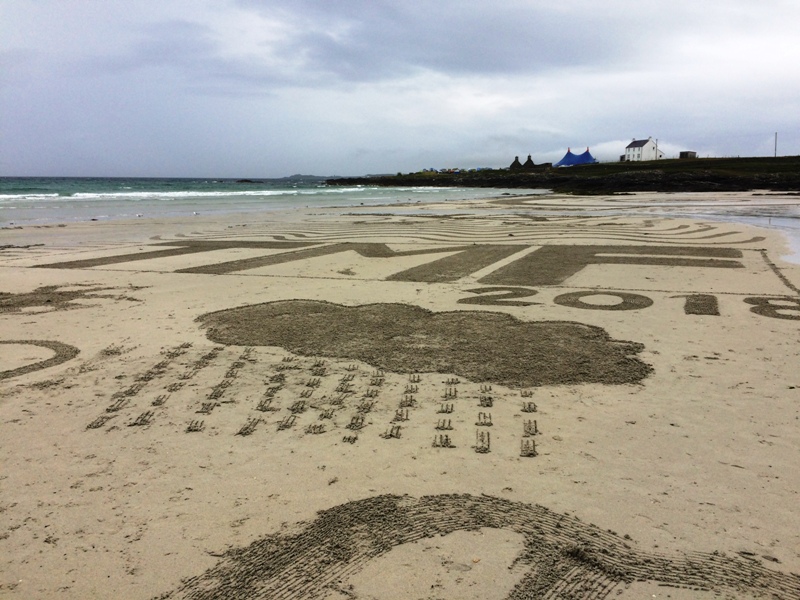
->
157, 494, 800, 600
0, 340, 80, 380
198, 301, 652, 387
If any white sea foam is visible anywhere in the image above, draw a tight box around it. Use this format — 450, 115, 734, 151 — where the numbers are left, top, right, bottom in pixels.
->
0, 189, 377, 202
0, 193, 60, 201
69, 189, 300, 200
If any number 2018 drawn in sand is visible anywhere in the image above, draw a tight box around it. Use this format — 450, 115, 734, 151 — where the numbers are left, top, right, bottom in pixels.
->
157, 494, 800, 600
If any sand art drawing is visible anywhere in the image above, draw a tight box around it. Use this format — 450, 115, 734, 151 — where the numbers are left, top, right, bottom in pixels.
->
0, 284, 129, 313
36, 240, 752, 284
81, 343, 554, 458
0, 340, 80, 380
156, 493, 800, 600
31, 216, 774, 283
198, 301, 652, 387
30, 224, 797, 309
155, 215, 771, 247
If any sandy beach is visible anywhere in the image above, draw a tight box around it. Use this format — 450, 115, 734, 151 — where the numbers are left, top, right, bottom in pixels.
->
1, 192, 799, 599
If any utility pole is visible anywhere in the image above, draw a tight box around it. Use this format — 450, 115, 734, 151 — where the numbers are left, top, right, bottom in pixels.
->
775, 132, 778, 158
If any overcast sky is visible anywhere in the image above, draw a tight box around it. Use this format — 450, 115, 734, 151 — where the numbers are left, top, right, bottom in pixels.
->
2, 1, 799, 177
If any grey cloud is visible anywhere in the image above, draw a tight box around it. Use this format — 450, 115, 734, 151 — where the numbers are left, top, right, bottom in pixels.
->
58, 2, 798, 91
233, 1, 650, 81
71, 19, 298, 93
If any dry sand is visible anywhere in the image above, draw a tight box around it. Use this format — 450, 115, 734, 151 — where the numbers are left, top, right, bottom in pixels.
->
1, 192, 799, 599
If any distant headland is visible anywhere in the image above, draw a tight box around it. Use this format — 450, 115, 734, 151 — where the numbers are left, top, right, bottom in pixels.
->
327, 155, 800, 194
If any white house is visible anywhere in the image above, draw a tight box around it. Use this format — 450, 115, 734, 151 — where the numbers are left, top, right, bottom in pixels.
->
624, 137, 664, 161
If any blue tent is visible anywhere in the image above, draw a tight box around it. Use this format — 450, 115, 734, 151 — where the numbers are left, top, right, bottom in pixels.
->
554, 147, 597, 167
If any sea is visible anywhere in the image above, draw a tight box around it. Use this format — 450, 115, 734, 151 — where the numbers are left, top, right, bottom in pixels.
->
0, 176, 544, 227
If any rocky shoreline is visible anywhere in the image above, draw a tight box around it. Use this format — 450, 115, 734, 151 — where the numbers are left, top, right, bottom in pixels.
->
327, 156, 800, 194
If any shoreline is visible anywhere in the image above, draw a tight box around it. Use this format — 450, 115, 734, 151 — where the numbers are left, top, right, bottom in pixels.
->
0, 177, 545, 228
326, 155, 800, 194
2, 192, 799, 599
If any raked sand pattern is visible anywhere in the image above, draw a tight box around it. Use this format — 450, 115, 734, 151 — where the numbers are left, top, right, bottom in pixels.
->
1, 200, 799, 599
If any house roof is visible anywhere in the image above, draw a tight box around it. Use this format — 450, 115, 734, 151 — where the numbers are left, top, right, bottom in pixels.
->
626, 139, 651, 149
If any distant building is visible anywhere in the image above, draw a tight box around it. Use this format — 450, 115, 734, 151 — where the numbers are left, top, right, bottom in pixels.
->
679, 151, 697, 159
509, 154, 538, 170
624, 137, 664, 161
